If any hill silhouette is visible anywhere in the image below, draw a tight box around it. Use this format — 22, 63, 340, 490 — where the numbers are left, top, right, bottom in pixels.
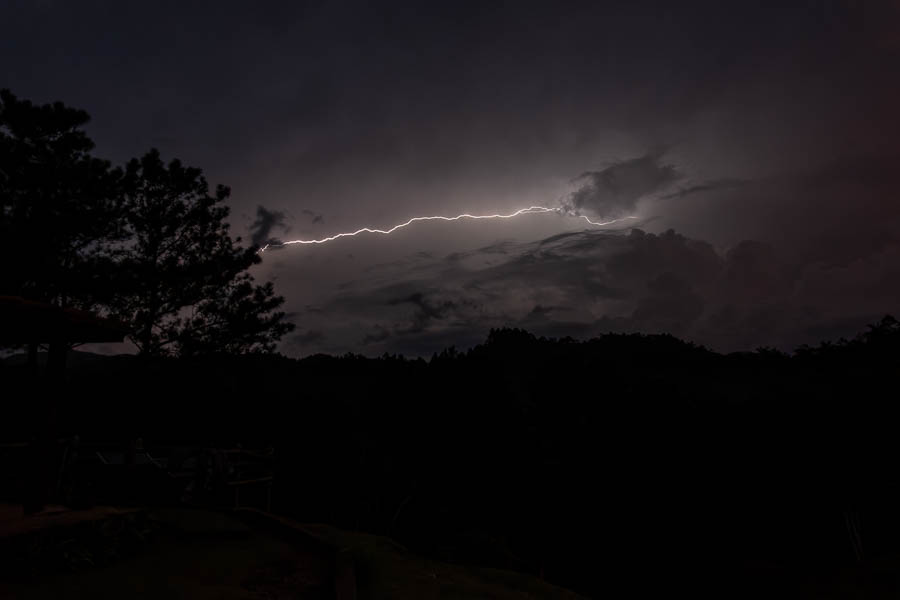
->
4, 320, 900, 597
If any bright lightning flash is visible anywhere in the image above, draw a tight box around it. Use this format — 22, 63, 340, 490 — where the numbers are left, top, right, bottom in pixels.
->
259, 206, 636, 252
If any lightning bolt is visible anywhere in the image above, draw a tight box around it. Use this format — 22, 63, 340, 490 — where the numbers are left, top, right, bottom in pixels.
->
259, 206, 637, 252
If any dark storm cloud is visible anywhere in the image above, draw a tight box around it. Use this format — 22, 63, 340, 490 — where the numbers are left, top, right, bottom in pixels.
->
301, 209, 324, 225
249, 205, 288, 247
362, 326, 391, 345
630, 273, 705, 335
445, 240, 517, 263
312, 220, 900, 355
562, 151, 682, 218
290, 329, 325, 346
387, 291, 482, 335
315, 228, 715, 353
659, 179, 748, 200
389, 292, 455, 323
526, 304, 556, 319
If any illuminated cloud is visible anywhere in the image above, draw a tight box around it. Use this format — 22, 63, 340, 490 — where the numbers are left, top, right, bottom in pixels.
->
562, 151, 682, 218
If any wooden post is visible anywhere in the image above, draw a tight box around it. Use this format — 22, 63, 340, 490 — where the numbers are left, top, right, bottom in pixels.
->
845, 510, 864, 562
24, 339, 68, 515
334, 549, 357, 600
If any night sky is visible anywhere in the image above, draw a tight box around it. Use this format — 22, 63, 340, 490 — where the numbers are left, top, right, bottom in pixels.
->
3, 1, 899, 356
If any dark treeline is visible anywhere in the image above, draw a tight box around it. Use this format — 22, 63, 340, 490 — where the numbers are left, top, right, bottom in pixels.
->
4, 320, 900, 597
0, 89, 292, 357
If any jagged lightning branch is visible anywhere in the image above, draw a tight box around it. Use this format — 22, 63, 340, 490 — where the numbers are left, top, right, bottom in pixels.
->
259, 206, 637, 252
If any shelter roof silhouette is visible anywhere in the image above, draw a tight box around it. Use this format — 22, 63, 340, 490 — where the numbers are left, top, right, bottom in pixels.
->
0, 296, 125, 345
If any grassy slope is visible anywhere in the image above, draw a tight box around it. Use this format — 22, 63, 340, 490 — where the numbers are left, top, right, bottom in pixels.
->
269, 518, 586, 600
0, 508, 584, 600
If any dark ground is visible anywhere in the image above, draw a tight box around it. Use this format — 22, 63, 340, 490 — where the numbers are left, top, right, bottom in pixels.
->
0, 506, 583, 599
3, 320, 900, 597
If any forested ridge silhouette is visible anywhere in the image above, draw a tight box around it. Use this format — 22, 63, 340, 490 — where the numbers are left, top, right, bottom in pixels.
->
5, 320, 900, 597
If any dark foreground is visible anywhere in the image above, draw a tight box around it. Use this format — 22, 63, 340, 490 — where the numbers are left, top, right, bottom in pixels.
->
4, 505, 900, 598
4, 320, 900, 597
0, 506, 583, 599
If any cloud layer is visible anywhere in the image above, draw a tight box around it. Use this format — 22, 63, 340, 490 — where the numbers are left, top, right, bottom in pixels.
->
284, 215, 900, 356
562, 151, 682, 218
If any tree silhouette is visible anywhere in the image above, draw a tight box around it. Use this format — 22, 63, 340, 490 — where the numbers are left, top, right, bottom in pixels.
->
112, 149, 293, 356
0, 89, 124, 309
